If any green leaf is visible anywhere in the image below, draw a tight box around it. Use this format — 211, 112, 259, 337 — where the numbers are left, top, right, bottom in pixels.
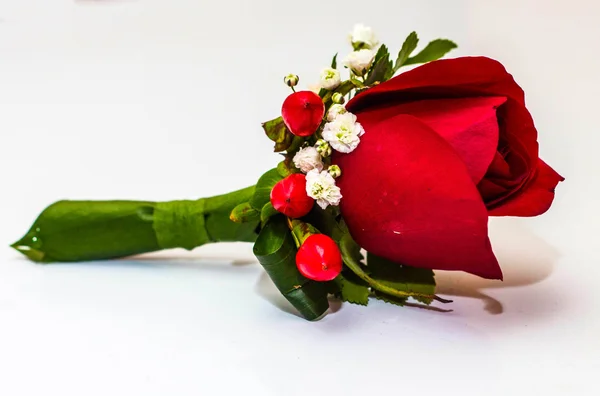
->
250, 168, 283, 210
367, 253, 436, 304
365, 44, 392, 86
276, 160, 293, 178
260, 202, 279, 224
335, 273, 370, 306
286, 135, 305, 154
262, 117, 294, 152
331, 53, 338, 69
290, 219, 320, 246
405, 39, 457, 66
392, 31, 419, 75
253, 216, 329, 321
372, 291, 407, 306
229, 202, 260, 224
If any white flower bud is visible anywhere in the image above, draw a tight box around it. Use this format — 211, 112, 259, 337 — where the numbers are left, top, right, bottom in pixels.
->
327, 104, 347, 121
332, 93, 345, 104
343, 50, 375, 76
306, 169, 343, 209
319, 68, 341, 90
349, 24, 379, 50
284, 74, 299, 87
292, 146, 324, 173
328, 165, 342, 179
322, 112, 365, 153
315, 139, 332, 157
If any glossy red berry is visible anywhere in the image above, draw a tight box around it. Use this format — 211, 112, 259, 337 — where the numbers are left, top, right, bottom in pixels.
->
296, 234, 343, 282
270, 174, 314, 218
281, 91, 325, 137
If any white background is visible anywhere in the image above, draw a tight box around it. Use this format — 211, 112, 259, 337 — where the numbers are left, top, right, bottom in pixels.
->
0, 0, 599, 395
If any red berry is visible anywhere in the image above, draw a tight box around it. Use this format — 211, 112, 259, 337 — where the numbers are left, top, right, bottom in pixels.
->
270, 174, 314, 218
296, 234, 342, 282
281, 91, 325, 137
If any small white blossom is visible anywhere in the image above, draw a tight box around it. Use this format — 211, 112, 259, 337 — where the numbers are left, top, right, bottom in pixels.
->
319, 68, 341, 90
293, 146, 323, 173
349, 23, 379, 49
322, 112, 365, 153
327, 104, 347, 121
343, 49, 375, 76
306, 169, 343, 209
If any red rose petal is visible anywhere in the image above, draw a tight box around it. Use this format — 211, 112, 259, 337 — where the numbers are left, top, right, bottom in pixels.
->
281, 91, 325, 137
347, 57, 537, 167
354, 96, 507, 183
346, 56, 553, 215
335, 114, 502, 280
488, 159, 564, 217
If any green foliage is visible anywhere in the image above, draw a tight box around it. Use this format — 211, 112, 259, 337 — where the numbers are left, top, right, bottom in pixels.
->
365, 44, 393, 86
331, 53, 338, 69
335, 272, 370, 306
260, 202, 279, 225
249, 168, 283, 210
392, 31, 419, 74
276, 159, 294, 178
229, 202, 260, 224
253, 216, 329, 321
372, 291, 408, 306
262, 117, 294, 152
289, 219, 320, 246
367, 253, 436, 304
405, 39, 457, 65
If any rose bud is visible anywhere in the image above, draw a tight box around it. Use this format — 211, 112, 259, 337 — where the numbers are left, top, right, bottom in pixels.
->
281, 91, 326, 137
335, 57, 564, 280
296, 234, 342, 282
270, 174, 314, 218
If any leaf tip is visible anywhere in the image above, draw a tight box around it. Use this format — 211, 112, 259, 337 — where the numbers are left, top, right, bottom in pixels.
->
10, 239, 46, 262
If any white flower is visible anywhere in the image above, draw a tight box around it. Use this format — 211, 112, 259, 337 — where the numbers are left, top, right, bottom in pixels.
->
293, 147, 323, 173
327, 104, 347, 121
306, 169, 343, 209
319, 68, 341, 90
322, 112, 365, 153
343, 49, 375, 76
349, 24, 379, 49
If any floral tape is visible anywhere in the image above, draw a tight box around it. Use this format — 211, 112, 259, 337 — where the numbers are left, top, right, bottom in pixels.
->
152, 199, 211, 250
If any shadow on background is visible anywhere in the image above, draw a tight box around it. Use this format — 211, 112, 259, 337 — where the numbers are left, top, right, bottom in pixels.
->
37, 217, 559, 318
435, 218, 559, 314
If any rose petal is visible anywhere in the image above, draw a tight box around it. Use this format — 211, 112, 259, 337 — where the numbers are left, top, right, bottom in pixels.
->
354, 96, 507, 183
335, 114, 502, 279
488, 159, 564, 217
347, 56, 545, 214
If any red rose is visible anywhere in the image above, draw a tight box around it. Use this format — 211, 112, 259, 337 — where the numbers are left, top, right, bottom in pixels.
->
335, 56, 563, 280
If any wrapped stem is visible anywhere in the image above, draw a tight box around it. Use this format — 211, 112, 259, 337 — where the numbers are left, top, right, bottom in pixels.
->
11, 186, 258, 263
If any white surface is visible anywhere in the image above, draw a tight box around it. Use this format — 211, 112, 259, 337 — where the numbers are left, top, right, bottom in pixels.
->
0, 0, 599, 395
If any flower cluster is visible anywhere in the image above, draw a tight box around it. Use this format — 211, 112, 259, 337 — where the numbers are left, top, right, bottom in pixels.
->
276, 24, 374, 210
344, 24, 378, 76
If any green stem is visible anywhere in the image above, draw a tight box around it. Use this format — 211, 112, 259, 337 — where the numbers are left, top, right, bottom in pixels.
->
11, 186, 258, 263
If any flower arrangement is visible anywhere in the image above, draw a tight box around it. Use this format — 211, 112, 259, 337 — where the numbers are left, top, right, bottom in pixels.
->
11, 25, 563, 321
